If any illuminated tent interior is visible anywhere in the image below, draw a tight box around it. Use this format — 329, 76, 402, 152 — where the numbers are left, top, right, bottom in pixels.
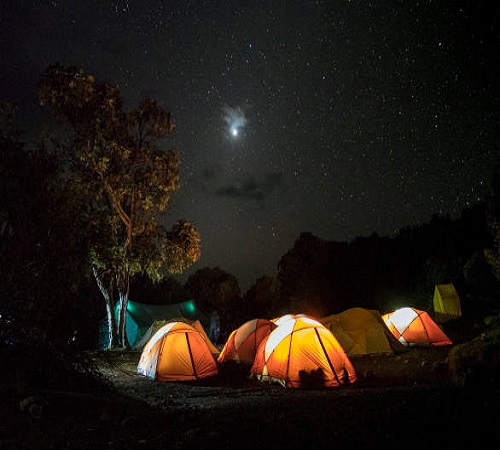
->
382, 307, 453, 346
321, 308, 404, 355
433, 283, 462, 323
137, 321, 218, 381
99, 299, 207, 348
218, 318, 277, 364
251, 316, 357, 388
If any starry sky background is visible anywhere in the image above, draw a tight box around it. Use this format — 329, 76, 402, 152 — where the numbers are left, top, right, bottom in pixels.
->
1, 1, 499, 290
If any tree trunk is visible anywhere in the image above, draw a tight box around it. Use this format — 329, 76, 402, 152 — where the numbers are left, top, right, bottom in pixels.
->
93, 267, 117, 349
116, 271, 130, 348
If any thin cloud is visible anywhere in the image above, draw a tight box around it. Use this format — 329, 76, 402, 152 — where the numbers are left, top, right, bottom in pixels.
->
215, 172, 282, 201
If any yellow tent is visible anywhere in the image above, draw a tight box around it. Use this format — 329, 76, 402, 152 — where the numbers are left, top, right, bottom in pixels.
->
321, 308, 404, 355
433, 283, 462, 323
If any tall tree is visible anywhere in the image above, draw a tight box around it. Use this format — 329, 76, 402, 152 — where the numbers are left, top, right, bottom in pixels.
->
38, 65, 201, 348
185, 267, 241, 337
242, 275, 281, 320
277, 232, 348, 314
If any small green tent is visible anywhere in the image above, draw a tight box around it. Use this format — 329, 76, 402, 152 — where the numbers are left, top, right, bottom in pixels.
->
433, 283, 462, 323
99, 299, 208, 348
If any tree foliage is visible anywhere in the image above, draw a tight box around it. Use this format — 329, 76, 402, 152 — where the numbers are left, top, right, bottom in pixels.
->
242, 275, 281, 320
485, 220, 500, 282
130, 274, 188, 305
38, 65, 201, 347
1, 107, 100, 348
277, 232, 349, 314
275, 205, 497, 317
485, 159, 500, 283
185, 267, 241, 337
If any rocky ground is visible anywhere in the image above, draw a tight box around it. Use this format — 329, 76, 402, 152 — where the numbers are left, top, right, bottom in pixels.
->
2, 344, 499, 449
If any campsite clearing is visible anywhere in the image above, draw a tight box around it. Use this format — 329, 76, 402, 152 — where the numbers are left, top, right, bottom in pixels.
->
3, 345, 499, 449
85, 347, 500, 449
93, 344, 452, 398
85, 346, 498, 448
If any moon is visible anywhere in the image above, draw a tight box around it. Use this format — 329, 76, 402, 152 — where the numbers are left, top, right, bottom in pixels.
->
223, 104, 247, 139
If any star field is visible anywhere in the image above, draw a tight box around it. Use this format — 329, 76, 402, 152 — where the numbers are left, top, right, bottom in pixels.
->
1, 1, 499, 289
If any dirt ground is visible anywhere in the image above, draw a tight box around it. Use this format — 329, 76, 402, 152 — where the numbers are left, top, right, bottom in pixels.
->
3, 345, 499, 449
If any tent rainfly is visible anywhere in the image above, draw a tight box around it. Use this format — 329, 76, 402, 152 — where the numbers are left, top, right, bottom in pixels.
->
321, 308, 404, 355
433, 283, 462, 323
382, 307, 452, 346
218, 318, 277, 364
251, 316, 357, 388
99, 299, 207, 348
137, 321, 218, 381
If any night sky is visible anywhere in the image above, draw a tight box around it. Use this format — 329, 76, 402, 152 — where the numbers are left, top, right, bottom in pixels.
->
1, 1, 499, 290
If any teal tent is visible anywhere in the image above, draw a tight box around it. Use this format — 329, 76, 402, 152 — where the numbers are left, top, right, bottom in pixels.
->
99, 299, 208, 348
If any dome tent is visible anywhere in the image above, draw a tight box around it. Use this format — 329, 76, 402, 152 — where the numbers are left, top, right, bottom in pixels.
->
251, 316, 357, 388
382, 307, 452, 346
137, 321, 218, 381
218, 318, 277, 364
321, 308, 404, 355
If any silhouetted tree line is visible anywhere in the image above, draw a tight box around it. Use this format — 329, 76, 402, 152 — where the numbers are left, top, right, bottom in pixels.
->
273, 203, 498, 321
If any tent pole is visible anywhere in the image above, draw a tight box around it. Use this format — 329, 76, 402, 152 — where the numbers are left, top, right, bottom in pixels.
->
315, 328, 341, 385
185, 332, 197, 379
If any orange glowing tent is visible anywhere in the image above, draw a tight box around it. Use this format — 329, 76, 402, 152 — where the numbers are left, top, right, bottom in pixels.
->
272, 313, 323, 327
251, 316, 357, 388
218, 318, 277, 364
382, 307, 452, 346
137, 321, 218, 381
